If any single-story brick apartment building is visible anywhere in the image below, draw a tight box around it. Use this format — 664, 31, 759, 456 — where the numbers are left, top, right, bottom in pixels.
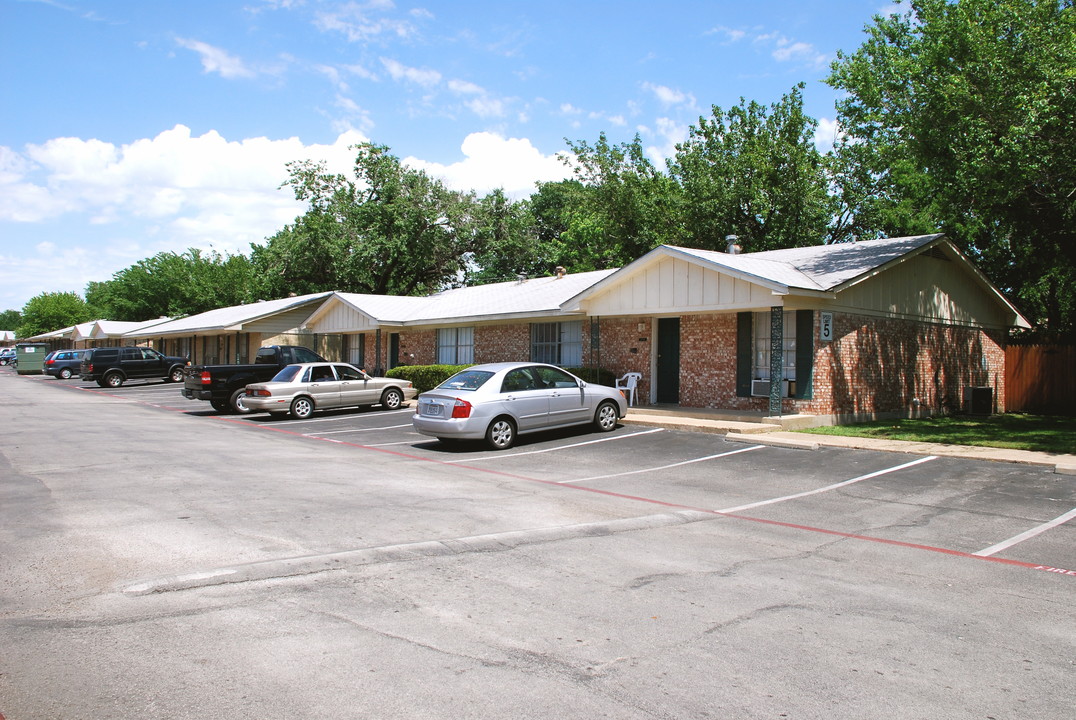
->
125, 234, 1028, 423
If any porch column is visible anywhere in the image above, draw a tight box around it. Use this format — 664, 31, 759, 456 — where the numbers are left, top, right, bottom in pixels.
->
769, 307, 783, 416
374, 328, 383, 376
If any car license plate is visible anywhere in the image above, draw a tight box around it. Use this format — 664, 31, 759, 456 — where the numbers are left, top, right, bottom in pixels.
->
423, 403, 442, 417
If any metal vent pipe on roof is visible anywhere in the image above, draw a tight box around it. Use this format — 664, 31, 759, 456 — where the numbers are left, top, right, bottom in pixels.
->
555, 266, 567, 279
725, 235, 741, 254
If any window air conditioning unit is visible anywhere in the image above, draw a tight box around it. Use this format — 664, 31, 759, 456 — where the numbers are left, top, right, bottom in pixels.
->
751, 379, 791, 398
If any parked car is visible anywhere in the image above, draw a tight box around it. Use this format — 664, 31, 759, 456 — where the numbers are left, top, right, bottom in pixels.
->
183, 345, 327, 414
43, 349, 87, 379
243, 362, 417, 419
0, 348, 15, 366
412, 362, 627, 450
80, 346, 190, 388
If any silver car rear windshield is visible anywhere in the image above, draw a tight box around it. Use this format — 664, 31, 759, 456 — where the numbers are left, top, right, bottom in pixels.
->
437, 370, 494, 391
271, 365, 303, 382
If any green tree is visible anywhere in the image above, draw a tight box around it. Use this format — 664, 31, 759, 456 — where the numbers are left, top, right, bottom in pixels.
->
562, 133, 682, 267
827, 0, 1076, 334
86, 249, 254, 321
251, 143, 480, 297
17, 292, 92, 338
668, 84, 836, 251
0, 309, 21, 332
466, 189, 543, 284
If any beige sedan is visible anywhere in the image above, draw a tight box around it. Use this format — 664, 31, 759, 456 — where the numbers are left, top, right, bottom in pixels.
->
244, 362, 416, 419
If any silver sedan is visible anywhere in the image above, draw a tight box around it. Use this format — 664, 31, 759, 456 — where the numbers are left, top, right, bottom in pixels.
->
412, 362, 627, 450
244, 362, 416, 419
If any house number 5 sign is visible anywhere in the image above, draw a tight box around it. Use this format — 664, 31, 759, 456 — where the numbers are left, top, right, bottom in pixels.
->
820, 312, 834, 342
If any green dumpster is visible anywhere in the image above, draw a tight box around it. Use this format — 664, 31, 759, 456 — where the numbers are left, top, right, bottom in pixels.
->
16, 342, 51, 375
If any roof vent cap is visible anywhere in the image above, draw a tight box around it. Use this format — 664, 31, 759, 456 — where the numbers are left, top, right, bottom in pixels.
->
555, 266, 567, 279
725, 235, 741, 254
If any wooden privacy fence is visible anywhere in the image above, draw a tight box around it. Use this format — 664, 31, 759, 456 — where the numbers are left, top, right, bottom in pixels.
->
1005, 345, 1076, 414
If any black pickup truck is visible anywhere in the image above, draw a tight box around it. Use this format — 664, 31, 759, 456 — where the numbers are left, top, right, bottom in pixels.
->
182, 345, 326, 413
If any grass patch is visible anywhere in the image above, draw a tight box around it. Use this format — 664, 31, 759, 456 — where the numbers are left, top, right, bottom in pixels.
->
798, 413, 1076, 455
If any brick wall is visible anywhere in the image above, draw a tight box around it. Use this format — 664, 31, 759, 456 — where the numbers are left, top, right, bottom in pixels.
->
595, 312, 1006, 419
803, 312, 1007, 419
474, 324, 530, 363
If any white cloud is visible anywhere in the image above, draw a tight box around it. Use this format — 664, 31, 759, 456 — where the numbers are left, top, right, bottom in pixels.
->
404, 132, 571, 198
380, 57, 441, 87
175, 38, 257, 79
706, 25, 746, 43
643, 117, 689, 165
448, 79, 484, 95
314, 1, 419, 42
641, 82, 696, 109
1, 124, 368, 238
813, 117, 844, 153
772, 38, 828, 67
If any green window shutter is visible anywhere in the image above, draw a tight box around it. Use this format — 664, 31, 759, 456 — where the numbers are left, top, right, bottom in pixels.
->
795, 310, 814, 400
736, 312, 752, 397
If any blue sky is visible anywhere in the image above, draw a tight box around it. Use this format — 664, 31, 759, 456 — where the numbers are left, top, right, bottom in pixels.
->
0, 0, 906, 314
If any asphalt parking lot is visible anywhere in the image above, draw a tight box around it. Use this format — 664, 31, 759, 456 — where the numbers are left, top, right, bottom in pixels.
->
2, 368, 1074, 719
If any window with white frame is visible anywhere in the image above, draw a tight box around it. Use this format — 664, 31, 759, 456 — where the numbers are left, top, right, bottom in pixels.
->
530, 321, 582, 366
437, 327, 474, 364
752, 311, 796, 381
347, 333, 365, 367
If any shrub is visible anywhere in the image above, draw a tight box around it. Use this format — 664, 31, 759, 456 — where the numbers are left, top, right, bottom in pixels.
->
386, 364, 474, 393
565, 366, 618, 387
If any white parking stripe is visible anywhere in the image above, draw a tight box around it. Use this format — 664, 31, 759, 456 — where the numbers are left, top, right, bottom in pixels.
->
717, 455, 938, 513
307, 423, 413, 436
271, 408, 414, 424
557, 444, 764, 484
441, 428, 665, 464
973, 507, 1076, 557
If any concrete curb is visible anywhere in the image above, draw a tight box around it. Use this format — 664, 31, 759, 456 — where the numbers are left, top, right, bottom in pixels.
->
725, 432, 818, 451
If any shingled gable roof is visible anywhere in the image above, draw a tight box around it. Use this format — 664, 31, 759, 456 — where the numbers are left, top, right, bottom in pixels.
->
305, 269, 617, 328
561, 234, 1030, 328
124, 291, 334, 338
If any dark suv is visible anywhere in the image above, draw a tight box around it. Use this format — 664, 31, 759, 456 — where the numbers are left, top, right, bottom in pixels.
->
43, 349, 87, 379
80, 346, 189, 388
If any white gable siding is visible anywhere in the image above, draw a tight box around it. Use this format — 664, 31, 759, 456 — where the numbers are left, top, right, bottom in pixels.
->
245, 306, 335, 334
581, 256, 776, 316
835, 253, 1012, 328
309, 302, 379, 332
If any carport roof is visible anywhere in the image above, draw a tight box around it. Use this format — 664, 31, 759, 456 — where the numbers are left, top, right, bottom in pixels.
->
124, 292, 333, 337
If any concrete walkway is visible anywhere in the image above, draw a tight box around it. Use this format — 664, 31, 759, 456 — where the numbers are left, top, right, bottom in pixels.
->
623, 407, 1076, 475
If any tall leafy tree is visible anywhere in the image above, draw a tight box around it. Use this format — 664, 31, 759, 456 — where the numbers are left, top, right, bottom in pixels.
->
0, 309, 21, 332
86, 249, 254, 320
17, 292, 92, 338
562, 133, 682, 267
668, 84, 836, 251
251, 143, 480, 298
827, 0, 1076, 334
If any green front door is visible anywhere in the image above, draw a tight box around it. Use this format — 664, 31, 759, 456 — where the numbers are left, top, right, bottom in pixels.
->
656, 317, 680, 404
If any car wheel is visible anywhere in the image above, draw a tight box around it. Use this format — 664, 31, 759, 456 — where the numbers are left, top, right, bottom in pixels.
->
59, 368, 72, 380
229, 388, 251, 414
210, 399, 230, 413
104, 371, 124, 388
485, 417, 516, 450
380, 387, 404, 410
290, 396, 315, 420
594, 401, 618, 432
169, 367, 184, 383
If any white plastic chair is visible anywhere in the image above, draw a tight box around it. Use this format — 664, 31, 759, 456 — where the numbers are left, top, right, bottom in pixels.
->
616, 372, 642, 406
